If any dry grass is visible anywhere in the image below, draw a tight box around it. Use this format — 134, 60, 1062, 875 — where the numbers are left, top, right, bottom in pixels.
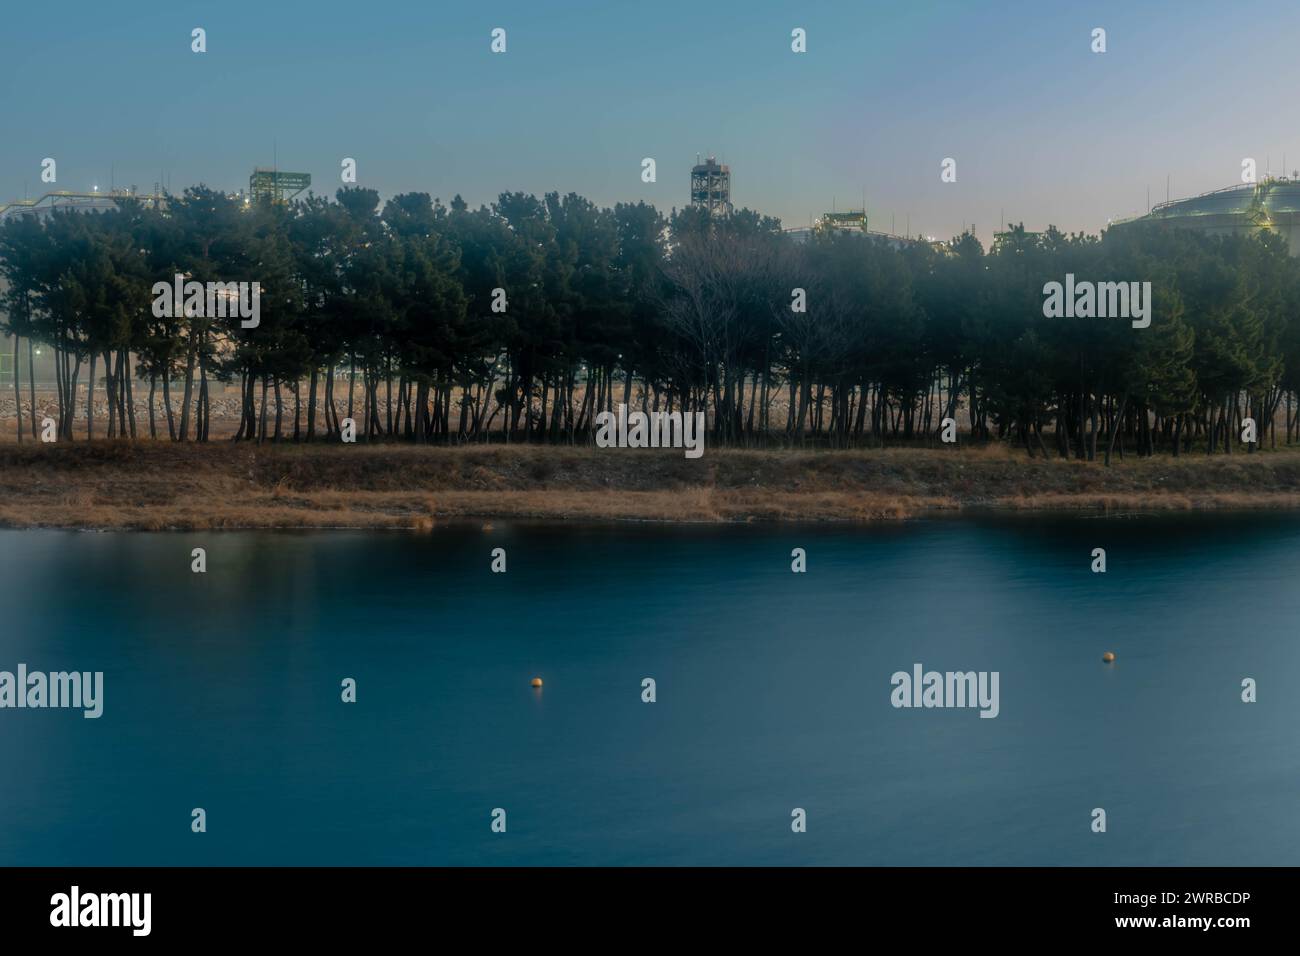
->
0, 440, 1298, 530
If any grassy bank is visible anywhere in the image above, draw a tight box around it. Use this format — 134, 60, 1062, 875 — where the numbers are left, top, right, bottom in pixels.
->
2, 441, 1300, 530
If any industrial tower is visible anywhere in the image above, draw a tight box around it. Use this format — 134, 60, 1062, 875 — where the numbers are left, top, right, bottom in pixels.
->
690, 156, 732, 217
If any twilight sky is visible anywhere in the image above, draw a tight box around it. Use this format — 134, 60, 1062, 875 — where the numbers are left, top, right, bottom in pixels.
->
2, 0, 1298, 247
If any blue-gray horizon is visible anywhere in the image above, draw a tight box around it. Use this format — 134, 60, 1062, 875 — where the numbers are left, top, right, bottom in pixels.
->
2, 0, 1297, 248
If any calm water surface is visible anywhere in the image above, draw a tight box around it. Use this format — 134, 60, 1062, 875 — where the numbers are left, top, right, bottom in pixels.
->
1, 514, 1297, 865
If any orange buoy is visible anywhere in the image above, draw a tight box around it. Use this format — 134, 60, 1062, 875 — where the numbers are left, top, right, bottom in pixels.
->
1102, 652, 1116, 663
531, 677, 543, 688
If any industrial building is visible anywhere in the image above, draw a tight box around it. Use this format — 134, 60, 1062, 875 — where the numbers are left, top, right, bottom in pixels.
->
992, 229, 1043, 254
0, 168, 301, 389
248, 168, 311, 205
1112, 177, 1300, 256
817, 210, 868, 233
0, 187, 166, 387
0, 186, 163, 223
784, 208, 945, 251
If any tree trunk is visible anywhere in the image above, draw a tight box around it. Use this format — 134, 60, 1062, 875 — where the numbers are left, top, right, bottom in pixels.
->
27, 338, 37, 439
162, 368, 176, 440
148, 373, 157, 439
11, 336, 21, 442
87, 352, 98, 440
1104, 393, 1128, 466
307, 367, 319, 441
178, 339, 196, 441
273, 378, 283, 441
124, 350, 137, 438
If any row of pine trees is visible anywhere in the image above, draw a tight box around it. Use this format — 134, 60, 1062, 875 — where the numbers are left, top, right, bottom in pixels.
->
2, 185, 1299, 460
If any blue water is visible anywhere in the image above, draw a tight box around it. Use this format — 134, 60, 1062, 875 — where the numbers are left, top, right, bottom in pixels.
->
1, 515, 1297, 866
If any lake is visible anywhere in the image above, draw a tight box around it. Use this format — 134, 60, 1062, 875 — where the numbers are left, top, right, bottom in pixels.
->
0, 514, 1297, 865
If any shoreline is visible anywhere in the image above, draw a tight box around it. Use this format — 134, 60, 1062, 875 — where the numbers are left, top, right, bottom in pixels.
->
2, 441, 1299, 531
